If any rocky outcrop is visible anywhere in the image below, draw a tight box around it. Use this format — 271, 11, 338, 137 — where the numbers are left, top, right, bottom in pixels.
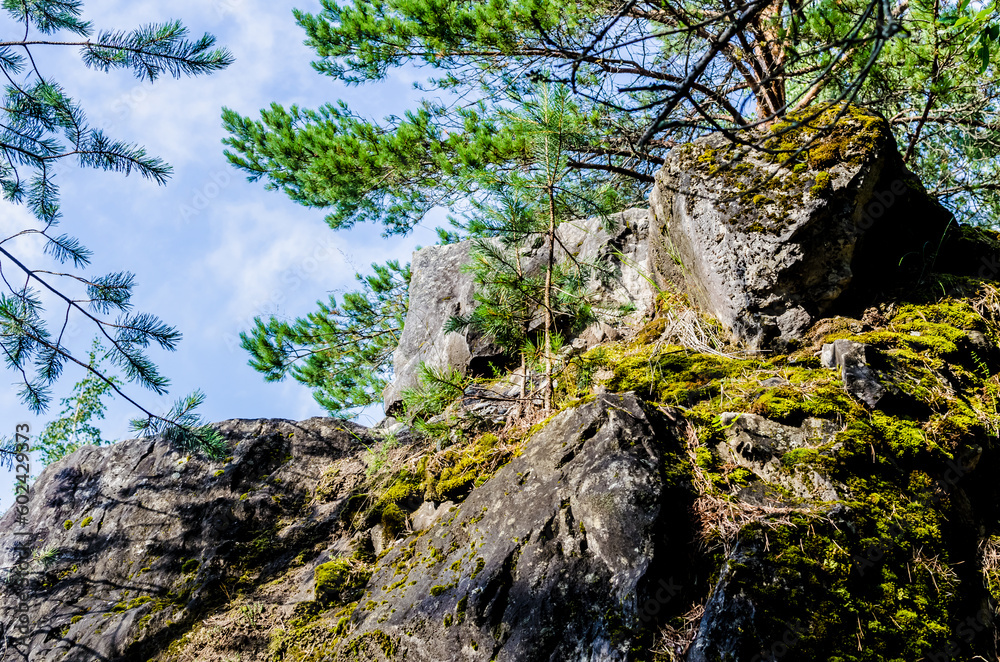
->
381, 240, 501, 417
5, 292, 1000, 661
344, 393, 686, 661
383, 208, 654, 414
9, 113, 1000, 662
648, 105, 952, 347
0, 396, 705, 662
0, 418, 371, 662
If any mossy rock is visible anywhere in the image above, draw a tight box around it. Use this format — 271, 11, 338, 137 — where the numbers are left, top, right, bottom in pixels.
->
289, 600, 324, 628
380, 503, 406, 544
314, 558, 371, 607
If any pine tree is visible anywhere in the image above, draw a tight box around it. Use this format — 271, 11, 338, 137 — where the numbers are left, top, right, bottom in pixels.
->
0, 2, 232, 463
129, 390, 226, 460
224, 0, 1000, 228
32, 339, 120, 467
240, 260, 411, 419
448, 85, 621, 411
446, 192, 550, 404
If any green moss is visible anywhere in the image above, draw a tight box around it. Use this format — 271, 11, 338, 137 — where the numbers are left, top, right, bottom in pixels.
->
676, 104, 888, 236
63, 520, 73, 530
213, 469, 225, 477
380, 503, 406, 544
233, 524, 280, 577
80, 516, 93, 528
768, 103, 887, 170
727, 502, 955, 661
827, 301, 985, 360
426, 545, 447, 566
836, 410, 948, 468
315, 558, 372, 607
180, 558, 200, 575
429, 585, 449, 597
110, 595, 153, 613
585, 342, 744, 406
267, 602, 359, 662
289, 600, 324, 628
727, 467, 755, 486
372, 470, 422, 512
749, 383, 855, 425
429, 432, 518, 501
682, 118, 840, 232
633, 316, 668, 345
343, 630, 398, 659
810, 171, 832, 197
781, 448, 824, 467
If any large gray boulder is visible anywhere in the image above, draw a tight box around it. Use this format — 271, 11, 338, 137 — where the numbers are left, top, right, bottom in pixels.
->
381, 240, 502, 416
648, 105, 952, 348
383, 208, 654, 414
0, 418, 369, 662
341, 393, 683, 661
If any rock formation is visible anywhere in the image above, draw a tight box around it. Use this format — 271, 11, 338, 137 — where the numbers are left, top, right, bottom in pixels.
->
5, 108, 1000, 661
647, 105, 953, 347
0, 418, 371, 662
346, 394, 686, 662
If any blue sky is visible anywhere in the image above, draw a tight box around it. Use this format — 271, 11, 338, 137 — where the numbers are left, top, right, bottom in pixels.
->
0, 0, 440, 510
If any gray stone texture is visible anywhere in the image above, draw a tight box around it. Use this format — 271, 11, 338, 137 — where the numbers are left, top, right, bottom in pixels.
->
648, 107, 951, 347
347, 393, 679, 662
0, 418, 369, 662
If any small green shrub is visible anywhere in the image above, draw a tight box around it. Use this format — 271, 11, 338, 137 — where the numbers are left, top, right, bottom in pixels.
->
401, 363, 467, 422
363, 433, 399, 478
237, 602, 264, 628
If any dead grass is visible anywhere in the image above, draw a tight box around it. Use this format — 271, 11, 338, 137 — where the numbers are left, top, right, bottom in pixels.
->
650, 603, 704, 661
654, 306, 738, 359
972, 282, 1000, 322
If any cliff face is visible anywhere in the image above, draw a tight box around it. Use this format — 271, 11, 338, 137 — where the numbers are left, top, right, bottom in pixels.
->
5, 108, 1000, 662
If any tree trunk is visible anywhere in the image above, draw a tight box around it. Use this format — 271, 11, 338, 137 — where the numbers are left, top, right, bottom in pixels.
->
752, 0, 788, 121
543, 185, 556, 412
517, 258, 527, 404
